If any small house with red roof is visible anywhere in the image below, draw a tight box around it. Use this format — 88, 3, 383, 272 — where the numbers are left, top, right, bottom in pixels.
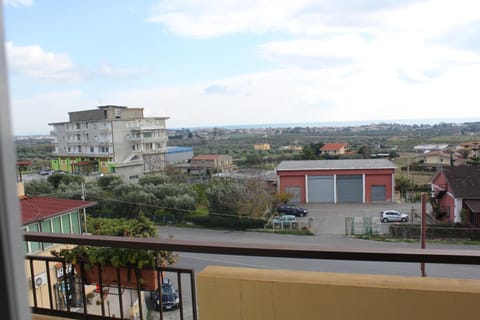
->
319, 143, 349, 156
19, 182, 96, 309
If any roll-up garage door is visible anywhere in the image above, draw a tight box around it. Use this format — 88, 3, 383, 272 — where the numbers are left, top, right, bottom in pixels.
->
308, 176, 334, 203
336, 175, 363, 203
371, 185, 386, 202
285, 186, 301, 203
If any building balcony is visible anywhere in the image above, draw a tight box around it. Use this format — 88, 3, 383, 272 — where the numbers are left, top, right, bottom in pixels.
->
25, 232, 480, 320
128, 136, 165, 144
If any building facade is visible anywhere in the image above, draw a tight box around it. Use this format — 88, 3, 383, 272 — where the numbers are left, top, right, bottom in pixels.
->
19, 182, 96, 310
277, 159, 396, 204
49, 105, 169, 181
254, 143, 271, 151
431, 166, 480, 225
319, 143, 349, 156
188, 154, 234, 174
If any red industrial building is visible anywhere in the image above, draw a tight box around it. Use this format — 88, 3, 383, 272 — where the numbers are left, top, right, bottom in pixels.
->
276, 159, 396, 203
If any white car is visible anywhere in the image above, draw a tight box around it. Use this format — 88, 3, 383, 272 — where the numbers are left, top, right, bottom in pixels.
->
380, 210, 409, 222
271, 215, 298, 228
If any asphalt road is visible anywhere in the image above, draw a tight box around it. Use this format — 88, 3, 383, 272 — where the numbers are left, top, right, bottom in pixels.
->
150, 202, 477, 319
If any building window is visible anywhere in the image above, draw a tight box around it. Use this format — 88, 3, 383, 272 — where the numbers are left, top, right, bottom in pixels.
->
26, 223, 41, 253
90, 146, 94, 153
78, 146, 82, 152
76, 123, 80, 129
61, 214, 71, 234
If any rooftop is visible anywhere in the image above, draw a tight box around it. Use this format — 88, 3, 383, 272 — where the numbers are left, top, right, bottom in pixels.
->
277, 159, 397, 171
20, 197, 97, 225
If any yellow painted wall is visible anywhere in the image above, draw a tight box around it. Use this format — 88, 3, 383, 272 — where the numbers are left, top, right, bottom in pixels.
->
198, 266, 480, 320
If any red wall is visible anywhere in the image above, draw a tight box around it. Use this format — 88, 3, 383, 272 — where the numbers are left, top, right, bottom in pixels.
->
279, 175, 306, 203
365, 174, 393, 203
278, 168, 394, 203
431, 172, 455, 223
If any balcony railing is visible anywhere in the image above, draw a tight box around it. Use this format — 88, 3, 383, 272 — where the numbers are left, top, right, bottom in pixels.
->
24, 231, 480, 319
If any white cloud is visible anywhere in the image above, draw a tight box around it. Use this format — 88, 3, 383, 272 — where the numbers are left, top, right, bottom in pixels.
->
6, 42, 85, 83
147, 0, 430, 38
4, 0, 33, 7
6, 43, 149, 83
91, 62, 480, 129
11, 90, 86, 135
99, 63, 149, 78
147, 0, 340, 38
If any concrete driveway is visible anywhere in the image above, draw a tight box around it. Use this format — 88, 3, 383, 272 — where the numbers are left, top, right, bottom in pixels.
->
299, 202, 423, 235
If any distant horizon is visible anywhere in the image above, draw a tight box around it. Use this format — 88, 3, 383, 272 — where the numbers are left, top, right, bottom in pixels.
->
15, 116, 480, 137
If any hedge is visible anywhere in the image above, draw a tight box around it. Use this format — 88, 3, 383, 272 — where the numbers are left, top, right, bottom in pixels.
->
187, 214, 266, 230
389, 223, 480, 240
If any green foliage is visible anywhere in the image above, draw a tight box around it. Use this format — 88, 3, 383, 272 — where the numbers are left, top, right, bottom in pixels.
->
96, 175, 123, 189
188, 215, 266, 230
301, 142, 324, 160
357, 145, 371, 158
87, 214, 157, 237
47, 173, 84, 189
205, 177, 273, 218
24, 179, 54, 196
389, 223, 480, 241
395, 175, 414, 198
273, 191, 293, 208
52, 214, 176, 270
138, 175, 170, 186
192, 184, 208, 207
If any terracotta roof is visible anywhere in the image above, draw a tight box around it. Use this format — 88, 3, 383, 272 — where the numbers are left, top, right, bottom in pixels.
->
192, 155, 222, 160
20, 197, 97, 226
320, 143, 347, 151
441, 166, 480, 198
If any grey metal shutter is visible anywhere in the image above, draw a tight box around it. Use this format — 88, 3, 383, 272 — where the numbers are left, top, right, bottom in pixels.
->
371, 185, 386, 202
336, 175, 363, 203
307, 176, 334, 203
285, 186, 301, 203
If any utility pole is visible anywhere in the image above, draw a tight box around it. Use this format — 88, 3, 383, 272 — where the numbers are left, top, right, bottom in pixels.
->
420, 192, 427, 277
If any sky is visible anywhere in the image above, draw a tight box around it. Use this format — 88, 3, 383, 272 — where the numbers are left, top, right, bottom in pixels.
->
4, 0, 480, 135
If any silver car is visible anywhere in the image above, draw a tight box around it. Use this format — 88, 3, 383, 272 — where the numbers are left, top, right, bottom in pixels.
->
380, 210, 409, 222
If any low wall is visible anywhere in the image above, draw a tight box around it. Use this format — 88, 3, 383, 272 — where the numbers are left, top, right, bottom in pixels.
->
345, 216, 382, 236
198, 266, 480, 320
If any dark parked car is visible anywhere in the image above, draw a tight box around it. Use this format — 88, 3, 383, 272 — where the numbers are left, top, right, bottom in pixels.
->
277, 204, 308, 217
151, 278, 180, 311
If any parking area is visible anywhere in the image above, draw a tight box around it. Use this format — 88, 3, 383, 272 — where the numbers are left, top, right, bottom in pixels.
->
298, 202, 424, 235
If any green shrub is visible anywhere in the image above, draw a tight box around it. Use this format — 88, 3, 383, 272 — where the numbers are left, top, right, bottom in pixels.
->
188, 214, 266, 230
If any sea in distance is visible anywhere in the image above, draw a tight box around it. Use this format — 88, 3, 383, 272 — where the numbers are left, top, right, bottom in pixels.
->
178, 117, 480, 131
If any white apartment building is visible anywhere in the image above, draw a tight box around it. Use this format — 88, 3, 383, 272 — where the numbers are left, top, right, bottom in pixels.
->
49, 105, 169, 181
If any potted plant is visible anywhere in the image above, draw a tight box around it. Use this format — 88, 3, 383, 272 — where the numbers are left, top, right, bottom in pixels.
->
51, 214, 176, 291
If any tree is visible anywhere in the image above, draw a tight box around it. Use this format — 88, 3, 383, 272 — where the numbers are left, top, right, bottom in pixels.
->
301, 142, 324, 160
47, 173, 84, 189
205, 177, 273, 218
395, 175, 414, 199
24, 179, 54, 196
97, 175, 123, 189
357, 145, 370, 158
